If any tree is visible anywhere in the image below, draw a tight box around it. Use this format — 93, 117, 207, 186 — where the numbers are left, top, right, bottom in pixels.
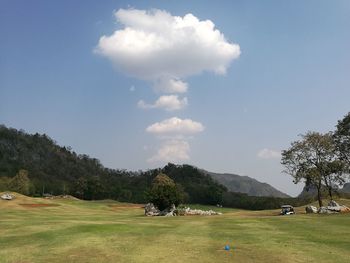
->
322, 160, 346, 200
9, 169, 30, 195
148, 173, 184, 211
74, 177, 88, 199
0, 177, 11, 191
334, 112, 350, 164
86, 176, 105, 200
281, 132, 345, 207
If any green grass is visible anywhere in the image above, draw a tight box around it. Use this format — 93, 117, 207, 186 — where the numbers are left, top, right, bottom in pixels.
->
1, 194, 350, 263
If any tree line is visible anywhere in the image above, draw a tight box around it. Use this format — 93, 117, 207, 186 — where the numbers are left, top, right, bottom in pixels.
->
0, 125, 226, 205
2, 121, 348, 210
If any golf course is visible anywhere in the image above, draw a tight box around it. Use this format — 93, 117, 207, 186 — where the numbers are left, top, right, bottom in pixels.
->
1, 193, 350, 263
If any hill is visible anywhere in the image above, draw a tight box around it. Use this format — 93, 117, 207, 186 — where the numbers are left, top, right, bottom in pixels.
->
204, 171, 290, 198
340, 183, 350, 194
0, 125, 225, 205
0, 125, 308, 210
298, 183, 350, 199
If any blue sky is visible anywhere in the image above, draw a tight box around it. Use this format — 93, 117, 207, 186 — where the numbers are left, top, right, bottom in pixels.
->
1, 0, 349, 196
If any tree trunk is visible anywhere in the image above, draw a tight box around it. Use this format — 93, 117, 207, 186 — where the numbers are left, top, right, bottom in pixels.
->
316, 185, 323, 207
328, 187, 333, 200
323, 175, 333, 201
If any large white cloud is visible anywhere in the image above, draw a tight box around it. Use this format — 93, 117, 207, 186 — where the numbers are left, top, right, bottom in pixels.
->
95, 8, 240, 93
148, 139, 190, 163
257, 148, 281, 159
96, 8, 239, 163
138, 95, 188, 111
146, 117, 204, 135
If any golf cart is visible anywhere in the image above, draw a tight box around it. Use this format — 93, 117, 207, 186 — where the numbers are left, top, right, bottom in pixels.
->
1, 193, 14, 200
280, 205, 295, 215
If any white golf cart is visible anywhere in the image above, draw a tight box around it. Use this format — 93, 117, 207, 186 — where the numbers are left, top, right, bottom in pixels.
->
280, 205, 295, 215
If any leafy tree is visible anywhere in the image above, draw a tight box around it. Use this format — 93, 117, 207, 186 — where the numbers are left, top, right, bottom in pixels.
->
9, 169, 30, 195
281, 132, 345, 207
85, 176, 105, 200
322, 160, 346, 199
74, 177, 88, 199
0, 177, 11, 191
334, 112, 350, 164
118, 189, 133, 202
148, 173, 184, 210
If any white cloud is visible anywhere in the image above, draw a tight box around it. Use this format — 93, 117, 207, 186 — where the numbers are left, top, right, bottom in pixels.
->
153, 78, 188, 93
148, 139, 190, 163
138, 95, 188, 111
146, 117, 204, 135
95, 8, 240, 93
257, 148, 281, 159
96, 8, 239, 163
129, 85, 135, 92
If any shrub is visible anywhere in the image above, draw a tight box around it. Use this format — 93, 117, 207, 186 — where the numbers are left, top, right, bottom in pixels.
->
148, 173, 184, 210
9, 169, 30, 195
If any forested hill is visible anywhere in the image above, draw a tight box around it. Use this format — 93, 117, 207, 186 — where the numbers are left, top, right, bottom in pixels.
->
205, 171, 290, 198
0, 125, 309, 210
0, 125, 225, 204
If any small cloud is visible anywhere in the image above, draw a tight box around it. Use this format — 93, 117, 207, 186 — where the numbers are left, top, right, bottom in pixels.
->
138, 95, 187, 111
146, 117, 204, 135
148, 139, 190, 163
153, 78, 188, 93
257, 148, 281, 159
130, 85, 135, 92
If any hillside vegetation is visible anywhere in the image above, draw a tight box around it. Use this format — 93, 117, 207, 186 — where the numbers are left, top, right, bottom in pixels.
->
0, 125, 310, 210
0, 125, 226, 204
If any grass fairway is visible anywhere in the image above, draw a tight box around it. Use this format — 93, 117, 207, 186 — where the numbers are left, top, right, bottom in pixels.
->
1, 193, 350, 263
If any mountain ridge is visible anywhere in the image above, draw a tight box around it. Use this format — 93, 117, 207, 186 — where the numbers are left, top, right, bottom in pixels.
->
1, 124, 300, 210
202, 170, 290, 198
298, 183, 350, 198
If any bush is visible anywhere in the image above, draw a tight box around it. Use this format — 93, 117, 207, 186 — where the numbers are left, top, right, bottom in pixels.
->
9, 169, 30, 195
0, 176, 11, 191
148, 173, 185, 210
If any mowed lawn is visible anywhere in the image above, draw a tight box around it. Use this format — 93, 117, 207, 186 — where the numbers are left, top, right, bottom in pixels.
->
1, 193, 350, 263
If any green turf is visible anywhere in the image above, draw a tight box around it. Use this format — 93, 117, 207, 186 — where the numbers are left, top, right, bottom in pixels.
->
1, 195, 350, 263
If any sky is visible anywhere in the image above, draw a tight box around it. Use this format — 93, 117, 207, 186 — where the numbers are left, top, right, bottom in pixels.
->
1, 0, 350, 196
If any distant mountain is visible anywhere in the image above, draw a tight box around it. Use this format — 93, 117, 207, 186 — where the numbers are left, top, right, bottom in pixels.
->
339, 183, 350, 194
298, 183, 350, 198
298, 185, 325, 199
203, 171, 290, 198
